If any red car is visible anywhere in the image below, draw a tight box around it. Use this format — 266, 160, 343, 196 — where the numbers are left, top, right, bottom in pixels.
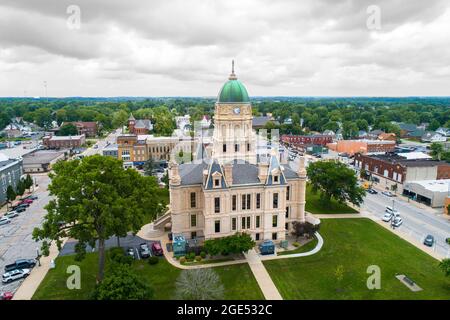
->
151, 242, 163, 256
21, 199, 33, 204
0, 292, 13, 300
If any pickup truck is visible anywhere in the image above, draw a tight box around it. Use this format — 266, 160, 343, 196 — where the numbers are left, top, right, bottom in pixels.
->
4, 259, 36, 273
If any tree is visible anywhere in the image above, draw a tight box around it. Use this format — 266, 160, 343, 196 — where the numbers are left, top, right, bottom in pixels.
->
33, 155, 162, 282
429, 142, 444, 161
143, 158, 155, 176
438, 258, 450, 277
24, 174, 33, 190
15, 179, 26, 196
92, 264, 154, 300
291, 221, 319, 241
175, 269, 224, 300
204, 232, 255, 256
342, 121, 359, 139
6, 185, 16, 209
58, 123, 78, 136
307, 160, 366, 206
112, 110, 129, 129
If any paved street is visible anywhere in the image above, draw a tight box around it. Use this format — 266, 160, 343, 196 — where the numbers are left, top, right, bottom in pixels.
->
0, 174, 51, 294
362, 191, 450, 259
80, 129, 121, 157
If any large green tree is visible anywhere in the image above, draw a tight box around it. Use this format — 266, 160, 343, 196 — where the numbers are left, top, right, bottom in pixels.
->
307, 160, 366, 206
33, 155, 162, 281
6, 185, 16, 209
204, 232, 255, 256
92, 264, 154, 300
58, 123, 78, 136
439, 258, 450, 277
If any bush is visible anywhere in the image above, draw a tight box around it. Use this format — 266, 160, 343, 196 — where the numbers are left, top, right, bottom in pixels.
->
179, 257, 186, 264
109, 247, 133, 265
292, 242, 300, 247
200, 251, 206, 259
187, 252, 196, 260
195, 256, 202, 262
148, 257, 159, 265
446, 238, 450, 245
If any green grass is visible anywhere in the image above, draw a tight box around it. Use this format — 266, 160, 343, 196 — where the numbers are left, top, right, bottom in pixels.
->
305, 185, 358, 214
33, 254, 263, 300
278, 237, 318, 256
264, 218, 450, 299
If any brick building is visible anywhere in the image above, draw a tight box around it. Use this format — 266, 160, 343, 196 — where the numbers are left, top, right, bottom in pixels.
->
42, 134, 85, 149
281, 134, 333, 146
63, 121, 99, 137
354, 152, 450, 192
327, 139, 395, 155
127, 114, 153, 135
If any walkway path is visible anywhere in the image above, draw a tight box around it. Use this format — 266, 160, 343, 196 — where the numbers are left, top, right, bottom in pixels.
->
244, 249, 283, 300
260, 232, 324, 261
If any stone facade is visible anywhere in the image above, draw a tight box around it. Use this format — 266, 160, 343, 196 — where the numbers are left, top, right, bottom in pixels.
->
167, 68, 307, 243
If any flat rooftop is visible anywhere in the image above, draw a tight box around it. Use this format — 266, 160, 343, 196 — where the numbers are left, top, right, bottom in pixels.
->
46, 135, 84, 141
405, 179, 450, 192
23, 150, 65, 165
365, 153, 448, 167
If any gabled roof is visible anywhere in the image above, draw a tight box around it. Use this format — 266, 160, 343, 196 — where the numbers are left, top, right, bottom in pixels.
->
266, 155, 287, 185
205, 159, 227, 190
134, 119, 153, 129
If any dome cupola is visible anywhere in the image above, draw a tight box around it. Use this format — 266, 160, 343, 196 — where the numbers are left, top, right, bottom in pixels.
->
217, 60, 250, 103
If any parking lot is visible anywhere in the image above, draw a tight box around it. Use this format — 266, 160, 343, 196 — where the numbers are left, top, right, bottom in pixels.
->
0, 174, 51, 294
60, 235, 163, 260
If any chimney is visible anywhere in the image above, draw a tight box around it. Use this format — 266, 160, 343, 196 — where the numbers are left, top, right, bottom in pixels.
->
297, 156, 307, 178
169, 160, 181, 186
258, 162, 269, 183
223, 163, 233, 186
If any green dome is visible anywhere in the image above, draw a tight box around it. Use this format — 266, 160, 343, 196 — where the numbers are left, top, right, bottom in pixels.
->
217, 79, 250, 103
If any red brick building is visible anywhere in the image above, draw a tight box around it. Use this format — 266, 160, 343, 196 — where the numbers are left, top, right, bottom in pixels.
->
354, 152, 450, 191
281, 134, 333, 146
128, 114, 153, 134
42, 134, 85, 149
64, 121, 99, 137
327, 140, 396, 155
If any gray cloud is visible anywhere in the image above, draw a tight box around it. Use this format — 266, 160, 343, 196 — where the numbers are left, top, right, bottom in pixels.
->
0, 0, 449, 96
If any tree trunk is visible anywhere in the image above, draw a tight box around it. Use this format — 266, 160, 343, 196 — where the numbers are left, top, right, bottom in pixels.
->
97, 238, 106, 283
116, 236, 120, 247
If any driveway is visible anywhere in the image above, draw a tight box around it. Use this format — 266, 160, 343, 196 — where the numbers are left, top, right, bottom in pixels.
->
0, 174, 51, 294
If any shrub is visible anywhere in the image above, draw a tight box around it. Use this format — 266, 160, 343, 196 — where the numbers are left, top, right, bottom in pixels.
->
200, 251, 206, 259
187, 252, 196, 260
195, 256, 202, 262
109, 247, 133, 265
148, 256, 159, 265
179, 257, 186, 264
293, 242, 300, 247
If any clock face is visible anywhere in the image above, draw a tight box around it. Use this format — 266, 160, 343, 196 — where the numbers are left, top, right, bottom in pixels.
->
233, 107, 241, 114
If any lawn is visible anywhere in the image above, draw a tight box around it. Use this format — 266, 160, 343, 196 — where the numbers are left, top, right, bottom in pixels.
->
33, 253, 263, 300
305, 185, 358, 214
264, 218, 450, 299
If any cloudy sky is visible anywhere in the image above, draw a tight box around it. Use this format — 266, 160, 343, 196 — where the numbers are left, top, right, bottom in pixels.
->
1, 0, 450, 97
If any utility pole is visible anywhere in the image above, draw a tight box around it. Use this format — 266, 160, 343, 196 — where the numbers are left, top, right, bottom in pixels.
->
43, 81, 48, 102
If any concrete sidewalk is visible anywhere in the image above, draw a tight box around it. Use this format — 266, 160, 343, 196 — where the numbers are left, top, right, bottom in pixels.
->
13, 240, 65, 300
244, 249, 283, 300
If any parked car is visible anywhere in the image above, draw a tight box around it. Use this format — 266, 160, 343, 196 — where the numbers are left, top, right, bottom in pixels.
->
4, 211, 19, 219
4, 259, 37, 273
0, 291, 13, 300
385, 206, 399, 215
126, 247, 136, 259
23, 195, 38, 201
423, 235, 435, 247
382, 191, 395, 197
13, 203, 29, 209
15, 207, 26, 213
0, 217, 11, 226
20, 199, 33, 205
367, 188, 378, 194
139, 243, 151, 258
382, 212, 394, 222
2, 269, 30, 284
151, 242, 164, 256
392, 217, 403, 227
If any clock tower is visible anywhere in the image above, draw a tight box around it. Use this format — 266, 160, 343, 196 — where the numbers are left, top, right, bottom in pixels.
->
212, 61, 257, 164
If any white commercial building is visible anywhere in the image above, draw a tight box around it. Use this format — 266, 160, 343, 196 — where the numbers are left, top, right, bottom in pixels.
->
403, 179, 450, 208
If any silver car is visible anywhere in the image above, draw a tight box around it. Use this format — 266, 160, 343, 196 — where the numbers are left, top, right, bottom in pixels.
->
2, 269, 30, 284
0, 217, 11, 226
4, 211, 19, 219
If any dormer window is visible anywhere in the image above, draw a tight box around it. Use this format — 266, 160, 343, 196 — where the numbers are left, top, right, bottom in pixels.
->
212, 171, 222, 188
273, 175, 279, 183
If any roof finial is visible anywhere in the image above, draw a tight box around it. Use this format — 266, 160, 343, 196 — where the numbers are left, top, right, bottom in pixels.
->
229, 59, 237, 80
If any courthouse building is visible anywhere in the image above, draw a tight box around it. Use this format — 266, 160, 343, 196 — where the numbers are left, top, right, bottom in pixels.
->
160, 65, 309, 243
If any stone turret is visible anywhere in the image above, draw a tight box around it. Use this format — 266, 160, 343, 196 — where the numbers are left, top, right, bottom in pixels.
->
297, 156, 307, 222
258, 161, 269, 183
169, 160, 181, 186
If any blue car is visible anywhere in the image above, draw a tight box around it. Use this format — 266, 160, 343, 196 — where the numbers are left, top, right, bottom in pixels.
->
423, 235, 434, 247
